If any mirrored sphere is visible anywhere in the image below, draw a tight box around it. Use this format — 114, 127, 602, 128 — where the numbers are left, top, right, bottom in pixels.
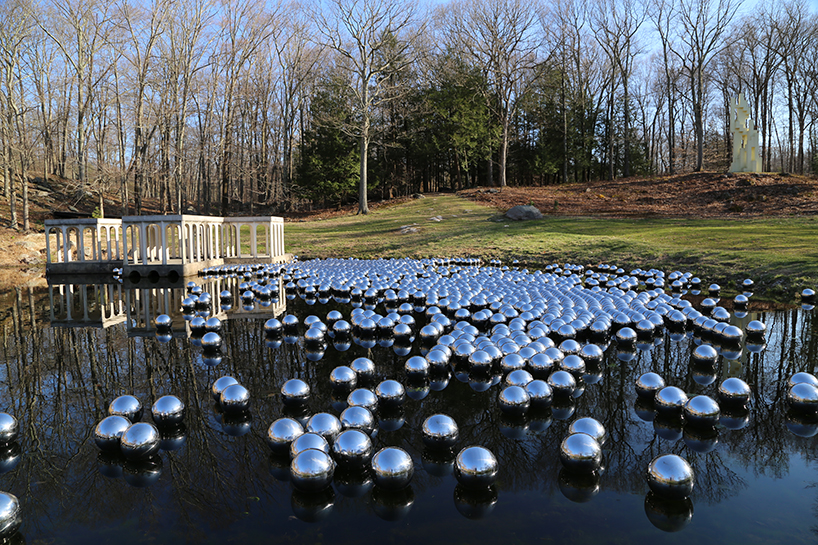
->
350, 357, 376, 379
281, 379, 310, 406
526, 380, 553, 408
787, 383, 818, 412
372, 447, 414, 490
330, 366, 358, 390
290, 433, 331, 459
422, 414, 459, 450
498, 386, 531, 416
717, 378, 751, 406
201, 331, 222, 349
683, 395, 720, 426
405, 356, 430, 377
267, 418, 305, 454
151, 395, 185, 426
646, 454, 695, 499
211, 376, 239, 401
291, 449, 335, 491
347, 388, 378, 412
120, 422, 161, 461
548, 370, 577, 396
568, 417, 606, 444
94, 415, 132, 451
375, 380, 406, 407
455, 446, 498, 490
109, 395, 143, 422
220, 384, 251, 413
339, 406, 376, 435
332, 429, 373, 466
0, 416, 16, 451
155, 314, 172, 329
0, 492, 21, 538
691, 344, 718, 366
636, 373, 665, 398
560, 355, 586, 376
559, 433, 602, 472
788, 372, 818, 389
655, 387, 688, 414
306, 413, 343, 444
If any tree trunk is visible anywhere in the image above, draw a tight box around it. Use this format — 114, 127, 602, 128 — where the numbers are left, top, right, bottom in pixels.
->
359, 134, 369, 214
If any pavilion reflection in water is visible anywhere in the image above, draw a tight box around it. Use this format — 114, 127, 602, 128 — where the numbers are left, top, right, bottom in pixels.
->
47, 276, 285, 337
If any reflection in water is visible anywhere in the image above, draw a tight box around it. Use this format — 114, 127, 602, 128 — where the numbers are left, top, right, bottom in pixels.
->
0, 280, 813, 542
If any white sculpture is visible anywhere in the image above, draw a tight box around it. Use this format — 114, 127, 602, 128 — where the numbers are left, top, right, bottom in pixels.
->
729, 94, 762, 173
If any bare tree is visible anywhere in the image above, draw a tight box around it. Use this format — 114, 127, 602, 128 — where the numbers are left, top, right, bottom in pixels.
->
441, 0, 544, 188
666, 0, 742, 171
313, 0, 424, 213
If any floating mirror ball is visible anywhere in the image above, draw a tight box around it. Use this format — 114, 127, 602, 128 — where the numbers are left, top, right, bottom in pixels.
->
0, 414, 19, 451
332, 429, 373, 466
306, 413, 343, 444
787, 382, 818, 412
636, 373, 665, 398
281, 379, 310, 406
109, 395, 143, 422
717, 378, 751, 407
120, 422, 161, 461
454, 446, 498, 490
267, 418, 305, 454
0, 492, 21, 538
568, 417, 606, 444
372, 447, 414, 490
339, 406, 376, 435
212, 376, 239, 401
290, 433, 331, 459
330, 366, 358, 390
654, 386, 688, 415
683, 395, 720, 426
94, 415, 132, 451
220, 384, 251, 413
375, 380, 405, 407
646, 454, 695, 499
151, 395, 185, 426
422, 414, 459, 450
291, 449, 335, 492
498, 386, 531, 416
347, 389, 378, 412
559, 433, 602, 473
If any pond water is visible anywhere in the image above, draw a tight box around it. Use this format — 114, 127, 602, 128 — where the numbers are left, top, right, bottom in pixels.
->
0, 264, 817, 545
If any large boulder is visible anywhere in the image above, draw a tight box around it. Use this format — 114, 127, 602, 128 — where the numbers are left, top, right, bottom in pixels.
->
505, 205, 543, 221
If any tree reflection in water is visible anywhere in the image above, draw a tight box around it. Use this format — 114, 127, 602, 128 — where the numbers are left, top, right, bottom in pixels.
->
0, 281, 814, 542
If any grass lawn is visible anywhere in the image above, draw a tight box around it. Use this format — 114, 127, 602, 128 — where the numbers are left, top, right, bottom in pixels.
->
285, 194, 818, 301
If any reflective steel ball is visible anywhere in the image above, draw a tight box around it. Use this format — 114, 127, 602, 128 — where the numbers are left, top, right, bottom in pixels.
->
455, 446, 498, 490
787, 383, 818, 412
568, 417, 606, 444
330, 366, 358, 390
717, 377, 751, 406
332, 429, 373, 466
347, 388, 378, 412
266, 417, 304, 454
559, 432, 602, 473
205, 317, 221, 333
788, 372, 818, 389
220, 384, 251, 413
683, 395, 720, 426
548, 370, 577, 396
290, 433, 331, 458
120, 422, 161, 461
422, 414, 459, 450
211, 376, 239, 401
527, 353, 554, 378
0, 492, 21, 538
109, 395, 143, 422
281, 379, 310, 406
405, 356, 430, 377
155, 314, 172, 330
498, 385, 531, 416
746, 320, 766, 338
350, 357, 376, 380
306, 413, 343, 444
560, 354, 586, 376
339, 406, 376, 435
526, 380, 553, 408
654, 387, 688, 414
201, 331, 222, 350
151, 395, 185, 426
375, 380, 406, 407
506, 369, 534, 388
291, 448, 335, 491
94, 415, 131, 451
372, 447, 414, 490
636, 372, 665, 398
646, 454, 694, 499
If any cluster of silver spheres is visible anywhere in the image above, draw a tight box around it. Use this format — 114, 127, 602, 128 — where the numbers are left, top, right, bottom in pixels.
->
154, 257, 805, 527
93, 393, 185, 486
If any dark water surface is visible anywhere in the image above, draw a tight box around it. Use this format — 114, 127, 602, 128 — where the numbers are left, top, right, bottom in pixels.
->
0, 276, 817, 545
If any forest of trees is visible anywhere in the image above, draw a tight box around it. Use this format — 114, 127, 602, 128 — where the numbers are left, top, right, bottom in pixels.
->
0, 0, 816, 225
